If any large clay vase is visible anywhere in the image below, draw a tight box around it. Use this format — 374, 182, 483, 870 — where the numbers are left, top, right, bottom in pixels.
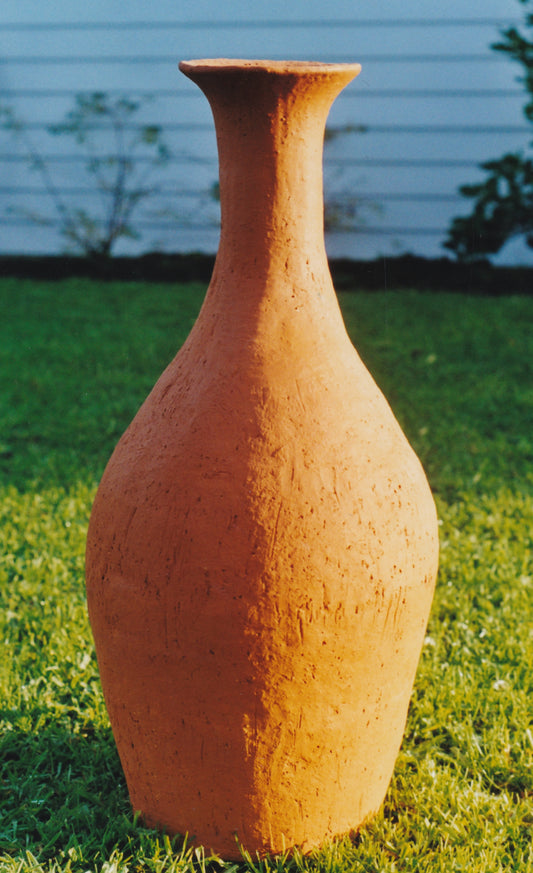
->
85, 59, 439, 859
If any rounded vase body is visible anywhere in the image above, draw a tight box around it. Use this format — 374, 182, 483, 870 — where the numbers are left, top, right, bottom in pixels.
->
85, 59, 439, 859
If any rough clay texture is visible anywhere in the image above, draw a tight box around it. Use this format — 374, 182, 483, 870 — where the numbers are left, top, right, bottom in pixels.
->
85, 60, 439, 860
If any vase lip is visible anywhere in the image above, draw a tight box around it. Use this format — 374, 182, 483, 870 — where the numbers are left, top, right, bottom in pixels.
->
179, 58, 362, 77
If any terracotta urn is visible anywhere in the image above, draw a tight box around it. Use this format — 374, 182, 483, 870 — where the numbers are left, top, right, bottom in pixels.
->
85, 59, 439, 859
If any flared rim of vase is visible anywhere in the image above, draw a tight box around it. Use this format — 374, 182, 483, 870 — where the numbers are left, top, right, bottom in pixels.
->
179, 58, 362, 77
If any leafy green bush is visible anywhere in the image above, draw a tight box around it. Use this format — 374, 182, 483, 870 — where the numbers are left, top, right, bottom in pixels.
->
1, 93, 170, 259
445, 0, 533, 259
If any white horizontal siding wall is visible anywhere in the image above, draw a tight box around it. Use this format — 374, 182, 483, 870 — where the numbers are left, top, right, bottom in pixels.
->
1, 0, 531, 264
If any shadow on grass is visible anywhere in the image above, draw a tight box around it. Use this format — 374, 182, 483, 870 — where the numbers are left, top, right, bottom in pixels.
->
0, 717, 135, 862
0, 718, 240, 871
1, 719, 284, 873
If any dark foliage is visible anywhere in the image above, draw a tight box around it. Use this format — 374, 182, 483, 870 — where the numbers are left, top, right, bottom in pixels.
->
445, 0, 533, 259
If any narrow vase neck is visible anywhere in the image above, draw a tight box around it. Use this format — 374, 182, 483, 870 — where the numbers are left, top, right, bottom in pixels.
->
180, 60, 361, 280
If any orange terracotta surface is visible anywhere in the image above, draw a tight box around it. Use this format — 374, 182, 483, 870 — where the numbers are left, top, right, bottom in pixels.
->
85, 59, 439, 859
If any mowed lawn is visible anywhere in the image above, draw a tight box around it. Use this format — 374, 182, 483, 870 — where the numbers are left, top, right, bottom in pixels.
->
0, 278, 532, 873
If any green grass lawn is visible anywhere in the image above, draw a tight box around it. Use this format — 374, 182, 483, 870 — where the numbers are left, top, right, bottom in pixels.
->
0, 278, 532, 872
